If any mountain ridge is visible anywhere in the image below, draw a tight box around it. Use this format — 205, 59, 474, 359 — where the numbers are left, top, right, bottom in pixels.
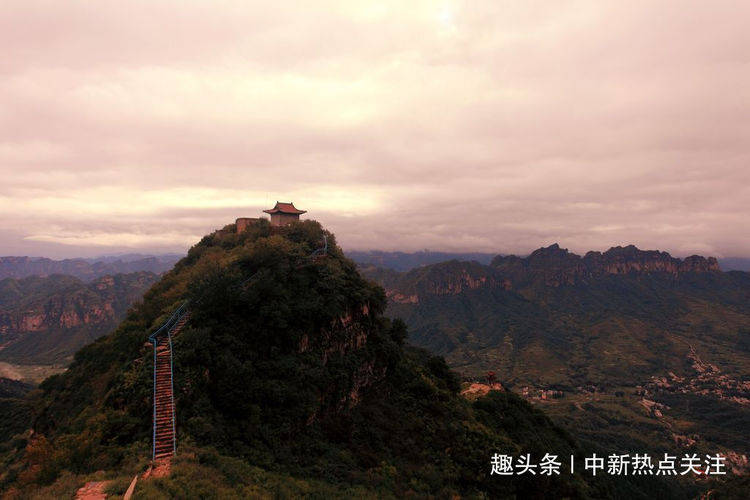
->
369, 244, 728, 304
0, 271, 159, 364
0, 220, 606, 498
493, 243, 721, 288
0, 255, 179, 282
348, 247, 749, 272
359, 242, 750, 482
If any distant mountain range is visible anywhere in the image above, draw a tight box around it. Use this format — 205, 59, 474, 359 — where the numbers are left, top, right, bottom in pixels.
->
360, 244, 750, 470
348, 249, 750, 272
1, 228, 746, 496
361, 244, 747, 382
0, 272, 160, 364
346, 250, 495, 271
0, 254, 181, 282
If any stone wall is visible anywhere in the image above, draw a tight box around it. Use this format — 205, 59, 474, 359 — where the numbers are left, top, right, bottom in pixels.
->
235, 217, 260, 233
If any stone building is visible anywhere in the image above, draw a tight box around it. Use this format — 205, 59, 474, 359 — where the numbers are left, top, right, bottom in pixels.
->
263, 201, 306, 227
235, 217, 260, 233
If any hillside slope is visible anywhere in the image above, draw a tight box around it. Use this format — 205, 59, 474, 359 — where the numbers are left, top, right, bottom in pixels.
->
0, 221, 628, 498
361, 244, 750, 478
0, 272, 159, 365
0, 255, 179, 282
367, 244, 749, 385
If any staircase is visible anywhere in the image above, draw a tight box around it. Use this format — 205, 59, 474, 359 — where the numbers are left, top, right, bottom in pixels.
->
144, 237, 327, 467
150, 308, 190, 463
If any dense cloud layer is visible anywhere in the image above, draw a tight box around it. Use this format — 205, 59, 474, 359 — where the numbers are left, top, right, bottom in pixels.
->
1, 1, 748, 258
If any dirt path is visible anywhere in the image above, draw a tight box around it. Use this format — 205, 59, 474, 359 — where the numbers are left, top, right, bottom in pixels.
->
75, 481, 108, 500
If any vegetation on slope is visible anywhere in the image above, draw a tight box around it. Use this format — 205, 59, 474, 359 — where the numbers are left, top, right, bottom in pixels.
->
361, 246, 750, 496
0, 272, 159, 365
0, 221, 599, 498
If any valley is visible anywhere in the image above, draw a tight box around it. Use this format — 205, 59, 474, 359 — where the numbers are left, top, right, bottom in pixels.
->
361, 244, 750, 494
0, 238, 747, 497
0, 271, 160, 365
0, 362, 65, 385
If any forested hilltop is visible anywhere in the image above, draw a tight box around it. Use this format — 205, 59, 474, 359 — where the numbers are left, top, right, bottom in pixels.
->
0, 220, 627, 498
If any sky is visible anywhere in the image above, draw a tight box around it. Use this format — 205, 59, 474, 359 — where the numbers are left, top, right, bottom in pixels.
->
1, 1, 749, 259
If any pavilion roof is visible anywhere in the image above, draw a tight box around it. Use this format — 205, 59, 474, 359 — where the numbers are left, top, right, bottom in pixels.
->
263, 201, 306, 215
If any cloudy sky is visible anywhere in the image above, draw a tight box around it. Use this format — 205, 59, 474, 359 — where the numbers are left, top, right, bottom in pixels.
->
1, 1, 749, 258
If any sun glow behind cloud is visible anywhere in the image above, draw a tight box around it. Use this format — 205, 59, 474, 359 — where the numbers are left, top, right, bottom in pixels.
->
2, 185, 383, 247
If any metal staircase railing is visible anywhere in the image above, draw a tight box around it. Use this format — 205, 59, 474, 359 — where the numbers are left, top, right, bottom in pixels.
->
148, 301, 189, 461
146, 232, 328, 461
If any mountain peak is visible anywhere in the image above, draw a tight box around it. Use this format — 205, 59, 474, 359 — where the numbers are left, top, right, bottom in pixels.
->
488, 244, 721, 287
584, 245, 720, 275
527, 243, 579, 263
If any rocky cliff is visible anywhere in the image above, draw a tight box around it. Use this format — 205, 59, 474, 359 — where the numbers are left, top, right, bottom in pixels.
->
0, 272, 158, 364
0, 220, 598, 499
366, 244, 721, 302
491, 243, 720, 287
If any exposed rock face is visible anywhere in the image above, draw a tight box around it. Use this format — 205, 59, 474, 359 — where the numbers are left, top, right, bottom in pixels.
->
373, 260, 511, 303
584, 245, 720, 275
491, 244, 721, 287
0, 299, 115, 336
300, 304, 375, 364
385, 291, 419, 304
365, 244, 723, 301
0, 272, 158, 364
294, 302, 391, 415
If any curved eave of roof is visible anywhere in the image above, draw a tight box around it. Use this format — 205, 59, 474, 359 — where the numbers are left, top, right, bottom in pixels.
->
263, 209, 306, 214
263, 202, 306, 215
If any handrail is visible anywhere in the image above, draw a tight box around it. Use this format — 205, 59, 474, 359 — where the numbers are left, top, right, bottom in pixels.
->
148, 301, 189, 342
148, 301, 189, 461
168, 319, 177, 455
147, 231, 328, 461
151, 335, 156, 460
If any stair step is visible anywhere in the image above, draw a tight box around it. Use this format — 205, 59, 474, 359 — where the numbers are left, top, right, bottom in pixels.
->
151, 309, 189, 460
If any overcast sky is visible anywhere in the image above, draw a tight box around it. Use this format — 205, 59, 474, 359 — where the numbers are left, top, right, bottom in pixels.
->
1, 1, 749, 259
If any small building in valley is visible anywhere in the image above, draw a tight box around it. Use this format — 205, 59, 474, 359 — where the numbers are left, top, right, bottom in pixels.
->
263, 201, 306, 227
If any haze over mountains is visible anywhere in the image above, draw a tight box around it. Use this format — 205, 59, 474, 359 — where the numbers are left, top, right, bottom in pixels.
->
0, 272, 160, 365
348, 250, 750, 273
0, 254, 180, 282
0, 247, 745, 285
